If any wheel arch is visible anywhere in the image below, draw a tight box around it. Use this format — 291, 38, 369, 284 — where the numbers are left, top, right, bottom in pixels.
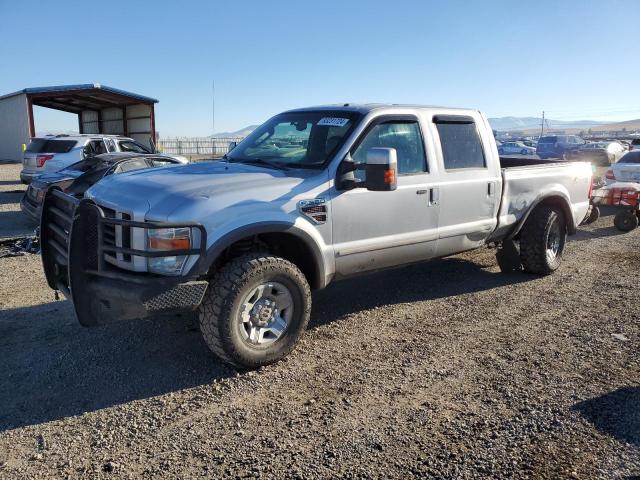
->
508, 192, 576, 239
194, 221, 327, 290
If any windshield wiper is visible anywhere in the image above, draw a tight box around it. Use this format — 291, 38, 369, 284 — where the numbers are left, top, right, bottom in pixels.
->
230, 158, 290, 171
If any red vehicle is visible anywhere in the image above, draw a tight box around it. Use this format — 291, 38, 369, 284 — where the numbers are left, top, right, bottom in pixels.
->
592, 183, 640, 231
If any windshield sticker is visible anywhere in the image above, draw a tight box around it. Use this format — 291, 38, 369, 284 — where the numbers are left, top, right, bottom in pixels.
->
317, 117, 350, 127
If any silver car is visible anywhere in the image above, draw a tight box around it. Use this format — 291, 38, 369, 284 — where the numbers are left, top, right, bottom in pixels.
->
498, 141, 536, 155
20, 134, 187, 183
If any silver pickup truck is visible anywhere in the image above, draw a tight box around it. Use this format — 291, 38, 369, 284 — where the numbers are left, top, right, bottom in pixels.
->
40, 104, 592, 368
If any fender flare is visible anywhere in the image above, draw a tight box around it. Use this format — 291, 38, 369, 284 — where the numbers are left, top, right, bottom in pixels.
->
191, 221, 327, 289
507, 192, 576, 240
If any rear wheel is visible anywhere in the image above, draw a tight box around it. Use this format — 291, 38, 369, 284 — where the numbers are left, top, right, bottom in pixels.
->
199, 253, 311, 369
614, 210, 639, 232
519, 206, 567, 275
582, 205, 600, 225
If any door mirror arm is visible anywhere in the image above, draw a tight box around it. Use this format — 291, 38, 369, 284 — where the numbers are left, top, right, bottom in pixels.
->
337, 153, 365, 190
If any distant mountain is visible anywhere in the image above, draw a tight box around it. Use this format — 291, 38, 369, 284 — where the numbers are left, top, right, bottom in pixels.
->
211, 125, 258, 138
585, 118, 640, 132
489, 116, 611, 132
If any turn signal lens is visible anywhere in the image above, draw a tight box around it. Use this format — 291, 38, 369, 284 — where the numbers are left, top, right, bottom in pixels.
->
384, 169, 396, 184
149, 237, 190, 250
148, 227, 192, 251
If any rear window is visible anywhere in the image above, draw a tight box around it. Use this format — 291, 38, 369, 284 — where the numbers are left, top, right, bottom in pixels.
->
538, 136, 557, 144
619, 152, 640, 164
632, 139, 640, 146
26, 139, 77, 153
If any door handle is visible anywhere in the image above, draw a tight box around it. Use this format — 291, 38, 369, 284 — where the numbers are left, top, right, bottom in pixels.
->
429, 187, 439, 207
487, 182, 495, 196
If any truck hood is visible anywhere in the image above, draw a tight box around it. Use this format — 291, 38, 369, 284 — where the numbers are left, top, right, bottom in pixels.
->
86, 161, 313, 220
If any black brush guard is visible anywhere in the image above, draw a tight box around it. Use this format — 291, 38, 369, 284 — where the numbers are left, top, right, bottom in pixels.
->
41, 189, 209, 326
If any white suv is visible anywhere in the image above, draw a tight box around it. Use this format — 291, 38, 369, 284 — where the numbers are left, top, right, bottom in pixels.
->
20, 135, 187, 183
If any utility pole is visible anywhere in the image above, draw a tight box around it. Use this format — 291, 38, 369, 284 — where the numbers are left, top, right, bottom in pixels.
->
540, 110, 545, 138
212, 79, 216, 136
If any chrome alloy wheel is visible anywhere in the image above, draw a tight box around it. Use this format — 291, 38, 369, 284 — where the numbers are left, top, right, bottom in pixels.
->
546, 220, 562, 262
238, 282, 293, 346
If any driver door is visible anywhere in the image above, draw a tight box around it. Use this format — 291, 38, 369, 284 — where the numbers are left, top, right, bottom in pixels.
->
331, 116, 440, 277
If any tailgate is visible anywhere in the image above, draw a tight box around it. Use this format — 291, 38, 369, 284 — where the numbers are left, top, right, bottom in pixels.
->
23, 153, 37, 168
615, 167, 640, 183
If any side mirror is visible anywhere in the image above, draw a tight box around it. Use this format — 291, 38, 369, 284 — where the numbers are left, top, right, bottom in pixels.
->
364, 147, 398, 191
81, 145, 90, 159
228, 141, 237, 152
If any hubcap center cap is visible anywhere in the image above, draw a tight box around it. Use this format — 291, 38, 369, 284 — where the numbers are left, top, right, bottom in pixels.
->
251, 299, 276, 327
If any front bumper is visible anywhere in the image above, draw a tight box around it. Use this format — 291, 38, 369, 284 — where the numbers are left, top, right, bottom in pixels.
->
41, 189, 209, 326
66, 273, 209, 325
20, 193, 42, 221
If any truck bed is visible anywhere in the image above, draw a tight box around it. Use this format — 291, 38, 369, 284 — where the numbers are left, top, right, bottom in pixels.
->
499, 155, 567, 168
488, 157, 592, 242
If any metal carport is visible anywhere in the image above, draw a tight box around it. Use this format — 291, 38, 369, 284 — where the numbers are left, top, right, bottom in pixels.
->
0, 83, 158, 162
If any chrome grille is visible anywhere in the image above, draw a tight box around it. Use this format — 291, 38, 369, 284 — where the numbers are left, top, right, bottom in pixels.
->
100, 206, 132, 263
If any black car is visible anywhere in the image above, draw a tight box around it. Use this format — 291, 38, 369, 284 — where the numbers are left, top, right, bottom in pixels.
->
20, 153, 185, 221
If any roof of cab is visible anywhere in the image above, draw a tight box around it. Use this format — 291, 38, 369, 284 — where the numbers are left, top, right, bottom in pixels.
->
283, 103, 478, 115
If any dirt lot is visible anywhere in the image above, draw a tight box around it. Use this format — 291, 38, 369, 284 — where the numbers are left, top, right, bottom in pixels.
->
0, 163, 638, 479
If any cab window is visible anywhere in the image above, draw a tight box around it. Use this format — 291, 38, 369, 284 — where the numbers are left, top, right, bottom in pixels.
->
352, 120, 427, 175
435, 119, 486, 170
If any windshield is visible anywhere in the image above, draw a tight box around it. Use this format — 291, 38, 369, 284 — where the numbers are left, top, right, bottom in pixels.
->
227, 111, 362, 169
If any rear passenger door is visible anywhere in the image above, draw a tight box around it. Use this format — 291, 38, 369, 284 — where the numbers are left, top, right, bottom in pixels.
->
431, 115, 500, 257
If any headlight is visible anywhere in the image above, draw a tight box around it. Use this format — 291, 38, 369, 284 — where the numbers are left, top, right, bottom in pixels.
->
147, 227, 191, 275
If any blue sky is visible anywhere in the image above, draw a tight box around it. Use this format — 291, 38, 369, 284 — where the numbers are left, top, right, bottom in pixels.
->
1, 0, 639, 136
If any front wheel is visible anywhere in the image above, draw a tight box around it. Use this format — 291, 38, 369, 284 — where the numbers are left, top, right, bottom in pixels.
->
199, 253, 311, 369
519, 206, 567, 275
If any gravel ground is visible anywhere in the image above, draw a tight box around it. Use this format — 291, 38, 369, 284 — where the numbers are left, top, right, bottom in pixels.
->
0, 165, 638, 478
